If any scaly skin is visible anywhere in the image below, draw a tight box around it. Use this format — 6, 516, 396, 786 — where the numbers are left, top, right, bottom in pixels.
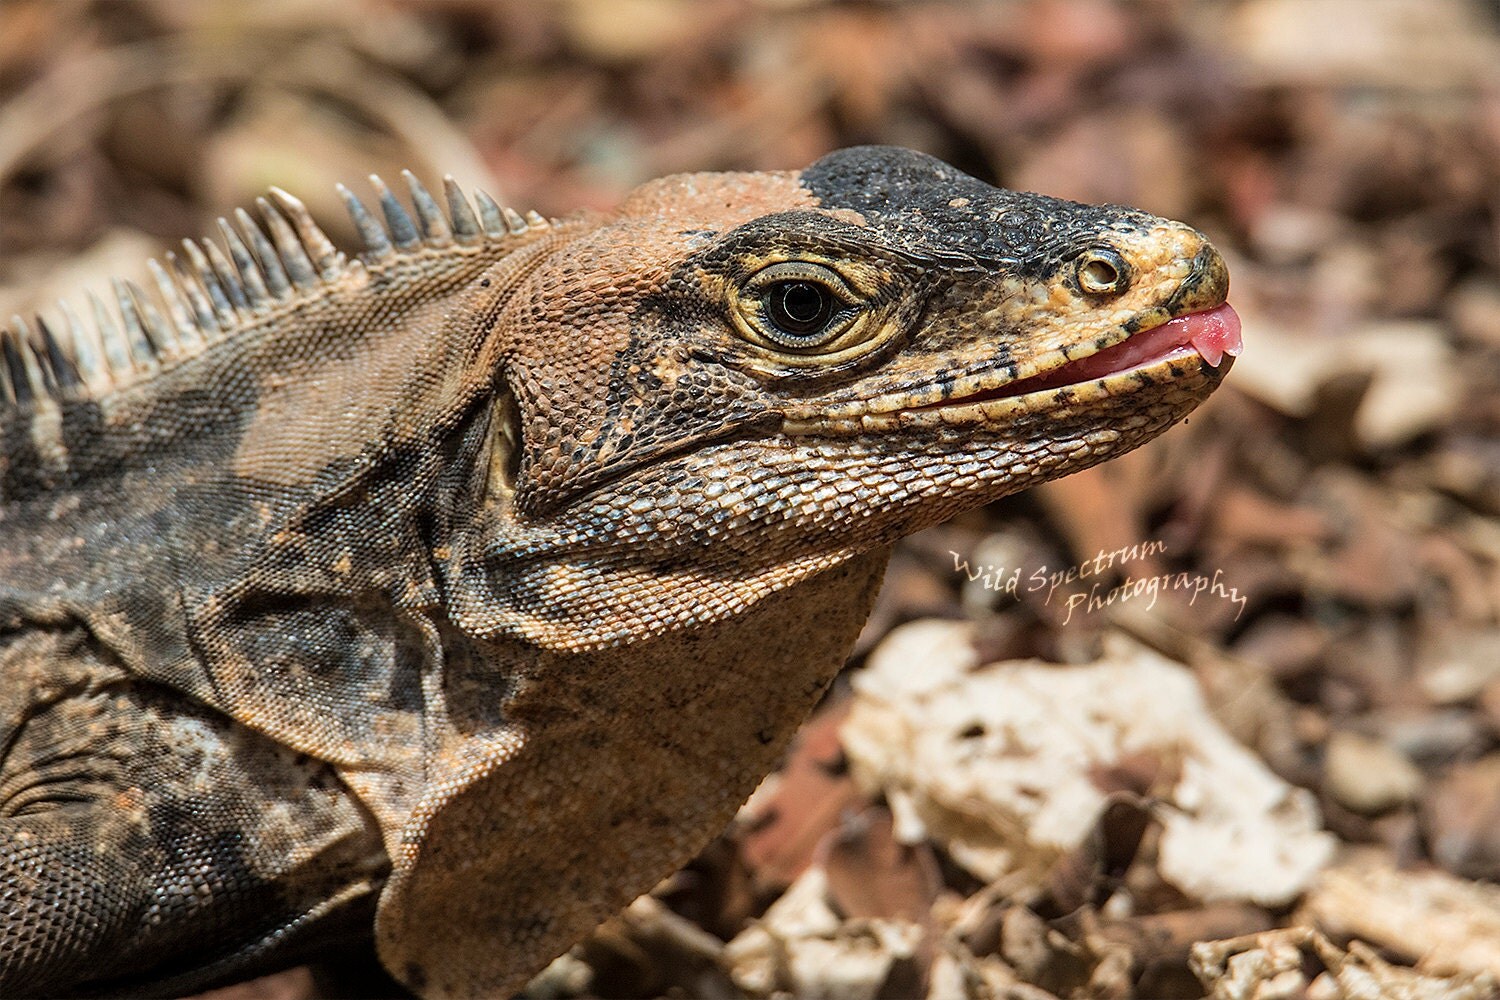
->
0, 147, 1232, 996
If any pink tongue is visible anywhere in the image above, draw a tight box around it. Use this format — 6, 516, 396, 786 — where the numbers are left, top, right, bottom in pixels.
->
972, 302, 1245, 400
1169, 303, 1243, 368
1049, 303, 1244, 385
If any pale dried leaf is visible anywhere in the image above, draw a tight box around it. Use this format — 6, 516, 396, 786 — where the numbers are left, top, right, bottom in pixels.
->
1229, 0, 1500, 89
842, 623, 1334, 906
1301, 855, 1500, 978
723, 867, 926, 1000
1192, 927, 1497, 1000
1230, 313, 1459, 448
1322, 730, 1423, 816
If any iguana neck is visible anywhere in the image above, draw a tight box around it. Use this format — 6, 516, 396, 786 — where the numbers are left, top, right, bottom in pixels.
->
375, 546, 892, 997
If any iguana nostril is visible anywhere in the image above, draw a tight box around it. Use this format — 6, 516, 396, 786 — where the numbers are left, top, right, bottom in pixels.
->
1171, 243, 1230, 310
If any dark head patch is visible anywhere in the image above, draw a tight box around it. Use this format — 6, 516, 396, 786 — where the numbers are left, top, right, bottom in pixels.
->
800, 145, 1157, 275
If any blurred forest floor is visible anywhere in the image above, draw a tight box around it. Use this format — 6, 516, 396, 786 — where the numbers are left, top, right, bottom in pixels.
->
3, 1, 1500, 997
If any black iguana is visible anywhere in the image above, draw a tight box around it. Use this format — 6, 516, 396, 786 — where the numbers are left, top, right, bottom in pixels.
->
0, 146, 1239, 997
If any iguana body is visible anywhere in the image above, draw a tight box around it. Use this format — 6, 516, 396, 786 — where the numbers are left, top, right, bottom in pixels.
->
0, 147, 1237, 997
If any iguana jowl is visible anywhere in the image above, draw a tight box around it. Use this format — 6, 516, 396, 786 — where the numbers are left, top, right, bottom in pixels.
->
0, 147, 1239, 996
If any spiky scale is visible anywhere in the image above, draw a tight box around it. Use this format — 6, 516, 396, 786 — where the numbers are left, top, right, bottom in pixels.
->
525, 210, 549, 229
1, 322, 50, 404
0, 327, 25, 405
205, 231, 255, 312
7, 318, 37, 388
9, 317, 55, 400
166, 250, 221, 337
403, 171, 452, 246
0, 359, 13, 407
88, 292, 132, 376
1, 177, 557, 421
370, 174, 420, 250
443, 177, 481, 243
473, 189, 507, 238
235, 208, 292, 299
257, 197, 318, 291
113, 278, 163, 363
131, 281, 176, 354
34, 315, 84, 392
268, 186, 344, 280
502, 207, 529, 235
339, 183, 393, 259
59, 300, 107, 389
182, 239, 235, 321
148, 258, 204, 348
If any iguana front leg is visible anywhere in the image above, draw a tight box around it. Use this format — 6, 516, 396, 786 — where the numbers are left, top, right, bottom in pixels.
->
0, 628, 388, 995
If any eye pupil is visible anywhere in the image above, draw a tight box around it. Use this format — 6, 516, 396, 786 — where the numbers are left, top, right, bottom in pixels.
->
766, 280, 835, 336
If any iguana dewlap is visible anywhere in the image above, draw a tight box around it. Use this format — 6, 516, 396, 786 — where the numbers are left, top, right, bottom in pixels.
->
0, 147, 1236, 997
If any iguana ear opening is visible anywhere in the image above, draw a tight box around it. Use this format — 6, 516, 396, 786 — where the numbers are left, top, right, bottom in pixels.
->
486, 388, 523, 502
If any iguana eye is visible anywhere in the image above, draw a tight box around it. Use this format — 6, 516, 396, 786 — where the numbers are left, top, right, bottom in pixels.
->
764, 281, 836, 339
736, 261, 861, 353
1077, 248, 1130, 296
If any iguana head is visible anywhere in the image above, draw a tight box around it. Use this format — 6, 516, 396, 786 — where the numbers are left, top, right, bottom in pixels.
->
451, 146, 1239, 649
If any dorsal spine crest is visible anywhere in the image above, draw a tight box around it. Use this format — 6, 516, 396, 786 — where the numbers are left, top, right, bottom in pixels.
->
0, 174, 551, 413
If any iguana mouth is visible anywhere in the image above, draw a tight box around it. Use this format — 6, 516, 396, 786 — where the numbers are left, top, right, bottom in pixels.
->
927, 302, 1243, 409
780, 303, 1240, 433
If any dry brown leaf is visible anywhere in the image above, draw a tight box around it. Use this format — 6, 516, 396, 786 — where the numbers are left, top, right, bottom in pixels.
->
723, 867, 927, 1000
823, 808, 942, 925
1420, 755, 1500, 882
740, 698, 864, 894
1230, 313, 1460, 448
1229, 0, 1500, 90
